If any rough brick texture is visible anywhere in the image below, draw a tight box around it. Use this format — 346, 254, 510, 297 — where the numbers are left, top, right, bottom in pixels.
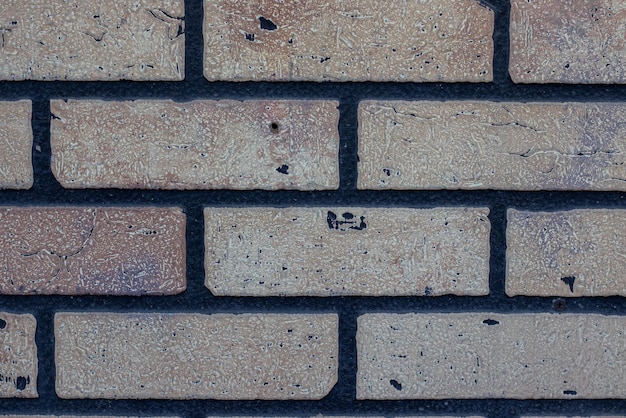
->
357, 313, 626, 399
51, 100, 339, 190
0, 207, 185, 295
205, 207, 490, 296
0, 101, 33, 189
0, 0, 184, 81
55, 313, 338, 399
358, 101, 626, 190
203, 0, 493, 82
507, 209, 626, 297
0, 313, 37, 398
510, 0, 626, 84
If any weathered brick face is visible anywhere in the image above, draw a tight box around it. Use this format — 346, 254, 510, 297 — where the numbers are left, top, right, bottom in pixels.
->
203, 0, 494, 82
0, 0, 184, 80
0, 313, 38, 398
0, 101, 33, 189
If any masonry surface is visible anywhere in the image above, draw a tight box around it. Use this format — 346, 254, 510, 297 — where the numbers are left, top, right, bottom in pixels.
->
1, 0, 626, 417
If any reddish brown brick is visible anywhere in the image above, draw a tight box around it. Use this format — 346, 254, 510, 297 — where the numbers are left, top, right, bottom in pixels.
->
0, 207, 185, 295
203, 0, 493, 82
205, 207, 490, 296
51, 100, 339, 190
510, 0, 626, 84
507, 209, 626, 297
0, 0, 184, 81
0, 312, 37, 398
0, 101, 32, 189
55, 313, 338, 399
358, 101, 626, 190
358, 313, 626, 399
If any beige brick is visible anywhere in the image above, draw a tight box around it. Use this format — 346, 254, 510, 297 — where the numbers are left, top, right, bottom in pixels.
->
0, 313, 37, 398
509, 0, 626, 84
358, 101, 626, 190
0, 101, 32, 189
55, 313, 338, 399
205, 207, 490, 296
507, 209, 626, 297
522, 416, 626, 418
0, 207, 185, 295
203, 0, 493, 82
51, 100, 339, 190
357, 313, 626, 399
1, 417, 180, 418
0, 0, 184, 81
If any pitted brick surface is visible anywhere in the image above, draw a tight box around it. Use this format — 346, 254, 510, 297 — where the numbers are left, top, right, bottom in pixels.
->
0, 0, 184, 81
357, 313, 626, 399
51, 100, 339, 190
55, 313, 338, 399
507, 209, 626, 297
358, 101, 626, 190
205, 207, 490, 296
510, 0, 626, 84
0, 207, 185, 295
0, 101, 33, 189
0, 312, 37, 398
203, 0, 493, 82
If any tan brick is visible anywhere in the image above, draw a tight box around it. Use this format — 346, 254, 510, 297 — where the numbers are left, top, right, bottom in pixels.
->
509, 0, 626, 84
0, 0, 184, 81
357, 313, 626, 399
358, 101, 626, 190
55, 313, 338, 399
522, 416, 626, 418
1, 416, 180, 418
0, 313, 37, 398
507, 209, 626, 297
0, 101, 32, 189
51, 100, 339, 190
205, 207, 490, 296
0, 207, 185, 295
203, 0, 493, 82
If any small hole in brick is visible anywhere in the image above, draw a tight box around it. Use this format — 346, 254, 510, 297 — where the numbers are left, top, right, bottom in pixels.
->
15, 376, 28, 391
0, 318, 6, 329
270, 122, 280, 133
390, 379, 402, 390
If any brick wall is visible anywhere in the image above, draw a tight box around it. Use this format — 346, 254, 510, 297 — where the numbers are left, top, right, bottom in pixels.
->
1, 0, 626, 417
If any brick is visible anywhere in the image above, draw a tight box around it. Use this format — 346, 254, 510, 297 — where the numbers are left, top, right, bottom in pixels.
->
358, 101, 626, 190
205, 207, 490, 296
357, 313, 626, 399
0, 101, 32, 189
507, 209, 626, 297
509, 0, 626, 84
203, 0, 493, 82
0, 313, 37, 398
51, 100, 339, 190
0, 207, 185, 295
0, 0, 184, 81
1, 417, 179, 418
55, 313, 338, 399
522, 416, 626, 418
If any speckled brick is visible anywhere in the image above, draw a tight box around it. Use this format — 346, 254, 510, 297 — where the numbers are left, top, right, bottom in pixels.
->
357, 313, 626, 399
55, 313, 338, 400
0, 101, 32, 189
509, 0, 626, 84
205, 207, 490, 296
507, 209, 626, 297
0, 313, 37, 398
203, 0, 493, 82
51, 100, 339, 190
358, 101, 626, 190
0, 207, 185, 295
0, 0, 184, 81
